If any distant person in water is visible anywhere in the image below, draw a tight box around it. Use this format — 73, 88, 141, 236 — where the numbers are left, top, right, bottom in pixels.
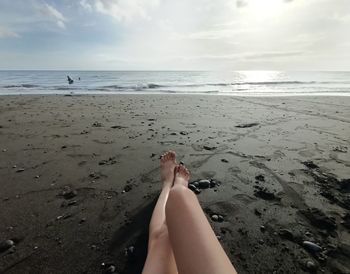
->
67, 76, 74, 85
142, 150, 237, 274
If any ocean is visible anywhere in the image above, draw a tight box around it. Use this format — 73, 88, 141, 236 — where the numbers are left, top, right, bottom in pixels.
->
0, 70, 349, 96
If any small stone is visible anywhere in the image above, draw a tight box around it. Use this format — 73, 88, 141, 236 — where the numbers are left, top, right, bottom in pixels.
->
217, 215, 224, 222
258, 239, 264, 244
2, 149, 7, 152
198, 179, 210, 189
305, 260, 317, 271
194, 188, 201, 195
211, 214, 219, 222
303, 241, 322, 253
254, 208, 262, 216
302, 161, 319, 169
34, 175, 40, 179
0, 240, 15, 253
221, 159, 229, 163
16, 168, 25, 173
260, 225, 266, 232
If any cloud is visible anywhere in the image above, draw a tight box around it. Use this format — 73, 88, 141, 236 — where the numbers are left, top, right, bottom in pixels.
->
38, 2, 67, 29
0, 26, 19, 38
244, 51, 304, 60
93, 0, 161, 22
236, 0, 248, 8
80, 0, 93, 12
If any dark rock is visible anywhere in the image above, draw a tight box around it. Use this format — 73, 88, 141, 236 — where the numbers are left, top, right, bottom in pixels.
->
194, 188, 201, 195
303, 241, 322, 253
300, 208, 337, 231
255, 174, 265, 182
198, 179, 211, 189
209, 179, 219, 188
217, 215, 224, 222
235, 122, 259, 128
0, 240, 15, 253
16, 168, 25, 173
179, 131, 188, 135
124, 185, 132, 192
303, 161, 319, 169
92, 122, 103, 127
221, 159, 229, 163
211, 214, 219, 222
260, 225, 266, 232
170, 132, 177, 135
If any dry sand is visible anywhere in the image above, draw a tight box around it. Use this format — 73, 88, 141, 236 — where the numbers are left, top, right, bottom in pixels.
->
0, 94, 349, 274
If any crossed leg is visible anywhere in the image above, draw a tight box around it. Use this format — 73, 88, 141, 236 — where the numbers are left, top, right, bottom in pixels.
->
142, 151, 178, 274
166, 164, 238, 274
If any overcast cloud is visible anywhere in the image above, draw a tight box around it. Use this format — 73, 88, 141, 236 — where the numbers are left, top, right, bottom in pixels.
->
0, 0, 349, 70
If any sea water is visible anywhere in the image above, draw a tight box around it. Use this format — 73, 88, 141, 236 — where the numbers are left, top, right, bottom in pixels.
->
0, 70, 349, 96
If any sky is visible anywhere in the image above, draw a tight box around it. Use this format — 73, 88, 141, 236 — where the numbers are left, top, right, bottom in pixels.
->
0, 0, 349, 70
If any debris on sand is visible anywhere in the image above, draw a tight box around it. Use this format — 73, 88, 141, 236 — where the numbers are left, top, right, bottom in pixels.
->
99, 157, 117, 165
255, 174, 265, 182
235, 122, 259, 128
302, 161, 319, 169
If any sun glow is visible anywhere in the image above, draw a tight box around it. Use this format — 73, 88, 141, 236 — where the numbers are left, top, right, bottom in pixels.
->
242, 0, 286, 18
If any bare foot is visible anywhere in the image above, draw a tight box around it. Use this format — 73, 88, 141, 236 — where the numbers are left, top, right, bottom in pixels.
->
160, 150, 177, 187
173, 164, 190, 187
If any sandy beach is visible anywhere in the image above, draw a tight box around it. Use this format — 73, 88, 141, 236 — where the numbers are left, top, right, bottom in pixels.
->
0, 94, 349, 274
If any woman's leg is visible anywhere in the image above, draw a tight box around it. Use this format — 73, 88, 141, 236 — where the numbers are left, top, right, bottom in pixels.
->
142, 151, 178, 274
166, 165, 238, 274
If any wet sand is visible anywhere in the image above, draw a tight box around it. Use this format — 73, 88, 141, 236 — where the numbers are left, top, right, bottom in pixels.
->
0, 94, 349, 274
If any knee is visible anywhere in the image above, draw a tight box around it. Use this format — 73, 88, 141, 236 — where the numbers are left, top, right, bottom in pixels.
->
149, 223, 168, 243
166, 185, 191, 214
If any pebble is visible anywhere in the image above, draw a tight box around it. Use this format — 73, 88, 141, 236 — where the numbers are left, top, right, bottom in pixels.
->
0, 240, 15, 253
16, 168, 25, 173
198, 179, 210, 189
303, 241, 322, 253
260, 225, 266, 232
2, 149, 7, 152
305, 260, 318, 271
221, 159, 229, 163
211, 214, 219, 222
